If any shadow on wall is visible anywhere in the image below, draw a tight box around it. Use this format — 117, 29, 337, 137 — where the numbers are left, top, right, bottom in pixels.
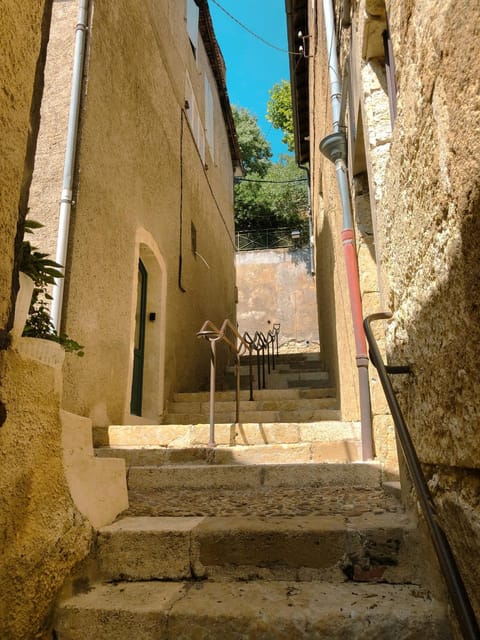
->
387, 193, 480, 621
287, 246, 313, 274
315, 212, 339, 401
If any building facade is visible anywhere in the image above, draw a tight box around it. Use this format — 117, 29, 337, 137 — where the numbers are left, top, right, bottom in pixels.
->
1, 3, 95, 639
29, 0, 241, 426
287, 0, 480, 623
0, 1, 241, 637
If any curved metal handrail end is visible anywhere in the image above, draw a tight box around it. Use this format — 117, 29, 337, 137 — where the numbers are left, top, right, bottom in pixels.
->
197, 330, 221, 340
363, 311, 392, 330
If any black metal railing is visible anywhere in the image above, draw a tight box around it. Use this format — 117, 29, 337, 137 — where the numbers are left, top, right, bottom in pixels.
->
364, 312, 479, 640
197, 321, 280, 447
235, 224, 309, 251
243, 325, 279, 390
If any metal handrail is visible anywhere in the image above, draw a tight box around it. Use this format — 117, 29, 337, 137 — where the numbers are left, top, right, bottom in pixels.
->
197, 319, 253, 447
243, 331, 264, 390
242, 329, 277, 390
267, 329, 277, 372
364, 312, 479, 640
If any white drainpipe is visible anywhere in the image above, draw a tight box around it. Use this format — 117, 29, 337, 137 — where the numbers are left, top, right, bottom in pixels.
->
51, 0, 89, 332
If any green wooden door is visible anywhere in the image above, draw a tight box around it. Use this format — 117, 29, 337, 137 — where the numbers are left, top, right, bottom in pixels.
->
130, 260, 147, 416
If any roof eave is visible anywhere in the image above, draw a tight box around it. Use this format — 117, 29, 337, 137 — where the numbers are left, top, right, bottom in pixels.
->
285, 0, 310, 165
198, 1, 243, 174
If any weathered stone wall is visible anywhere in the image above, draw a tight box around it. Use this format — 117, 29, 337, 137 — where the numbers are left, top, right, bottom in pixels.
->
345, 0, 398, 470
293, 0, 479, 625
379, 0, 480, 619
236, 248, 320, 352
0, 0, 52, 347
0, 350, 92, 639
0, 5, 98, 637
320, 0, 480, 622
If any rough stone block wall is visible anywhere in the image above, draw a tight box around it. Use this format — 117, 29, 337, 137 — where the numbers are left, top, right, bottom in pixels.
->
346, 10, 398, 471
0, 351, 92, 639
378, 0, 480, 620
0, 1, 52, 346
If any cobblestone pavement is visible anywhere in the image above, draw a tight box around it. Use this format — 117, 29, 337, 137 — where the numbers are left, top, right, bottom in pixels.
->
124, 485, 402, 519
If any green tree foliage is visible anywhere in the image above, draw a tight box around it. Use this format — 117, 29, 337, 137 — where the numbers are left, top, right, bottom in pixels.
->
232, 106, 272, 176
259, 156, 308, 224
235, 156, 308, 231
233, 102, 307, 232
266, 80, 295, 153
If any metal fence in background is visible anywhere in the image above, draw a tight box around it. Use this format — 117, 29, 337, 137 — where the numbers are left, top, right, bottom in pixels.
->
235, 224, 309, 251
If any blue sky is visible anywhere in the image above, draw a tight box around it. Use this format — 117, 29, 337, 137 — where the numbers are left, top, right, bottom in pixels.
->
208, 0, 291, 160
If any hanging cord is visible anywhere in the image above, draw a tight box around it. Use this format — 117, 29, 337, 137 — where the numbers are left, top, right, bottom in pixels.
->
210, 0, 301, 56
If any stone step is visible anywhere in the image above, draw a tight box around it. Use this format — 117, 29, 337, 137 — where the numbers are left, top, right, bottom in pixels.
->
54, 580, 451, 639
95, 440, 361, 466
173, 387, 336, 403
226, 368, 330, 382
226, 363, 328, 376
167, 397, 337, 415
163, 408, 341, 424
124, 480, 402, 520
127, 462, 381, 492
241, 351, 323, 364
93, 420, 360, 448
95, 512, 419, 583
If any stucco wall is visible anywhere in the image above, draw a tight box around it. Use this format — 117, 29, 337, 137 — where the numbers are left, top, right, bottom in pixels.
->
307, 1, 360, 422
0, 351, 92, 639
236, 248, 319, 352
28, 0, 76, 261
31, 0, 237, 425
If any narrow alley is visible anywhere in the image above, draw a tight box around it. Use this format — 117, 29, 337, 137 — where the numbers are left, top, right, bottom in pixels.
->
1, 0, 479, 639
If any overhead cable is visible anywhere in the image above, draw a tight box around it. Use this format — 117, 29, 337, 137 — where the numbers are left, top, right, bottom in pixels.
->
235, 177, 308, 184
210, 0, 301, 56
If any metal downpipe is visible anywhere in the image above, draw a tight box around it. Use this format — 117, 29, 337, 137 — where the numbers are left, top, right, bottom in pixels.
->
51, 0, 89, 332
298, 164, 315, 275
321, 0, 373, 460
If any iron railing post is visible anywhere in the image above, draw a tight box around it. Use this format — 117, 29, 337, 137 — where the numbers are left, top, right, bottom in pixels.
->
266, 337, 271, 375
208, 338, 216, 448
257, 346, 262, 390
269, 330, 276, 370
248, 345, 254, 401
235, 351, 240, 424
273, 323, 280, 356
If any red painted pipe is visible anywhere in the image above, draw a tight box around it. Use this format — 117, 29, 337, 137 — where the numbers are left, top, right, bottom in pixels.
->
342, 227, 373, 459
342, 229, 368, 359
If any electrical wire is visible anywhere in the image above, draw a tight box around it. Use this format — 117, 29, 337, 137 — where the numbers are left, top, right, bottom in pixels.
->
209, 0, 301, 56
235, 177, 308, 184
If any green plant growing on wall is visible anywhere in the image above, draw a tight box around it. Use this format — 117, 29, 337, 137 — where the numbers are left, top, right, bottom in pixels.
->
20, 220, 84, 356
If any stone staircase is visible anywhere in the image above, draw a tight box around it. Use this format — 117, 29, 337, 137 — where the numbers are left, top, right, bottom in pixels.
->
53, 351, 452, 638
